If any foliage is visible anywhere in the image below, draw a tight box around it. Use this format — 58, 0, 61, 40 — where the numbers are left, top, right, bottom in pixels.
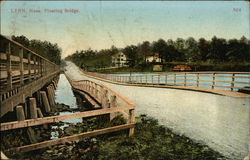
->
33, 115, 225, 160
11, 35, 62, 65
65, 46, 118, 71
66, 36, 250, 72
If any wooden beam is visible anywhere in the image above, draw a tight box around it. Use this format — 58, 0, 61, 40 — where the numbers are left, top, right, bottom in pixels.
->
6, 123, 135, 153
19, 48, 24, 85
73, 88, 101, 109
0, 105, 134, 131
6, 43, 12, 90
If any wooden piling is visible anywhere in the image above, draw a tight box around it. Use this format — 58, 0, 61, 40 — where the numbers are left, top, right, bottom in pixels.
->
29, 98, 37, 119
37, 108, 44, 118
24, 102, 28, 118
46, 86, 55, 107
50, 86, 56, 104
40, 91, 51, 112
36, 91, 42, 107
16, 105, 25, 121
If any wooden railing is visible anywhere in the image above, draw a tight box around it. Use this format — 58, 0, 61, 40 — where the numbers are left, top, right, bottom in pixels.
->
71, 79, 135, 121
0, 35, 61, 116
80, 70, 250, 92
69, 76, 135, 133
1, 75, 135, 153
0, 35, 60, 92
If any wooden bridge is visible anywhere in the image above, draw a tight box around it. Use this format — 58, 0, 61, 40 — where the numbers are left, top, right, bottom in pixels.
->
0, 35, 61, 117
0, 35, 135, 158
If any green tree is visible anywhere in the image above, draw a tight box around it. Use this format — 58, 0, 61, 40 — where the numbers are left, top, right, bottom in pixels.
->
123, 45, 138, 67
185, 37, 200, 62
198, 38, 210, 62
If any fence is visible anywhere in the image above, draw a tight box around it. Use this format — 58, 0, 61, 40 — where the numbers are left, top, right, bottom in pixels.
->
0, 35, 60, 96
80, 70, 250, 92
0, 35, 61, 116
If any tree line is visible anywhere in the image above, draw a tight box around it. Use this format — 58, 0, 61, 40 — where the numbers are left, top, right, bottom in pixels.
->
66, 36, 249, 70
11, 35, 62, 65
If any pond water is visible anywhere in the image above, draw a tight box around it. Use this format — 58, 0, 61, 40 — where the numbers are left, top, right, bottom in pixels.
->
51, 74, 82, 139
65, 61, 250, 160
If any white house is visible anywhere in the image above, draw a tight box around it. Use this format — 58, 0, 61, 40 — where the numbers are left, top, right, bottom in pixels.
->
111, 52, 128, 67
145, 53, 161, 63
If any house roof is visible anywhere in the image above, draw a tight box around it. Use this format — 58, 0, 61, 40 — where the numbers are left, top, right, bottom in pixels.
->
145, 53, 159, 57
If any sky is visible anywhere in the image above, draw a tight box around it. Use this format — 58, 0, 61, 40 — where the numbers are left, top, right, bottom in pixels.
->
1, 1, 249, 58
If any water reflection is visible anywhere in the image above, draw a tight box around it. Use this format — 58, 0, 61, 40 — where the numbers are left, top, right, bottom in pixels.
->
51, 74, 82, 139
55, 74, 77, 108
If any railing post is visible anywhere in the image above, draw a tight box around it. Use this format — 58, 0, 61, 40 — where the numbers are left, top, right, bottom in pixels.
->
158, 75, 160, 84
231, 73, 235, 91
110, 95, 117, 108
184, 73, 186, 86
129, 108, 135, 136
19, 48, 24, 85
165, 74, 168, 85
34, 56, 37, 79
27, 52, 31, 82
212, 73, 216, 89
174, 73, 176, 86
197, 73, 199, 87
101, 89, 109, 108
38, 57, 41, 78
6, 42, 12, 90
151, 75, 153, 84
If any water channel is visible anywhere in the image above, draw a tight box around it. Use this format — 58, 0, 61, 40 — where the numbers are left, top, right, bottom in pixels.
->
60, 61, 249, 159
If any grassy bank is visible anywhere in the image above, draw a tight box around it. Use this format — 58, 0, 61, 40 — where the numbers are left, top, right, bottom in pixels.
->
7, 114, 225, 160
93, 62, 250, 74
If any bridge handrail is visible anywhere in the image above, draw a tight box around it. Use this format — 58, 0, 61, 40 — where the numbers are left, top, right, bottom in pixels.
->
0, 35, 57, 66
0, 34, 61, 104
80, 70, 250, 92
0, 35, 60, 91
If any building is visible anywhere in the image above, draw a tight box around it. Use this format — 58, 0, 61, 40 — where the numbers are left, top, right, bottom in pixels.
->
145, 53, 161, 63
172, 64, 192, 71
111, 52, 128, 67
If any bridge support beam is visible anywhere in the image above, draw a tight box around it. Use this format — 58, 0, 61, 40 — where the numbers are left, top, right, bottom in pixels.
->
29, 98, 37, 119
40, 91, 51, 113
46, 86, 55, 107
16, 105, 25, 121
37, 108, 43, 118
